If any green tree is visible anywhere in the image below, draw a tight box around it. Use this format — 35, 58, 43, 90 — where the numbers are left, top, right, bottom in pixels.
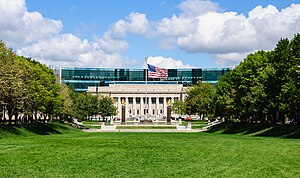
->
59, 83, 74, 121
71, 93, 100, 121
267, 38, 292, 123
0, 40, 63, 124
72, 93, 90, 120
284, 34, 300, 124
185, 82, 216, 119
171, 100, 186, 119
86, 93, 99, 120
98, 96, 117, 121
214, 69, 237, 121
214, 34, 300, 124
0, 42, 27, 124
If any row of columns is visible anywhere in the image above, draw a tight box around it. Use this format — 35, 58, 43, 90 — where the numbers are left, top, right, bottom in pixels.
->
116, 97, 178, 119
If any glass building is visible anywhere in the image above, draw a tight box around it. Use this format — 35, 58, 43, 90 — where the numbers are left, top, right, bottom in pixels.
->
60, 67, 230, 92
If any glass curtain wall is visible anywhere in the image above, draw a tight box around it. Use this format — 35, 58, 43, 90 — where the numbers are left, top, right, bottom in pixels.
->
61, 67, 230, 91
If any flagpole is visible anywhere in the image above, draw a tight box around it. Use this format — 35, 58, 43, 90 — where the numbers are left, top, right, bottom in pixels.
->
145, 57, 148, 120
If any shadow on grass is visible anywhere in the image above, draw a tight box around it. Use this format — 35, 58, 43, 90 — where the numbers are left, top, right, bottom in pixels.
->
206, 122, 300, 139
0, 125, 23, 135
0, 122, 67, 137
22, 123, 62, 135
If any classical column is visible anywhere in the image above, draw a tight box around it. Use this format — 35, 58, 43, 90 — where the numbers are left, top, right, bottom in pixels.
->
125, 97, 129, 119
133, 97, 136, 116
163, 97, 167, 117
140, 97, 144, 116
149, 97, 152, 116
171, 97, 174, 104
145, 97, 148, 116
118, 97, 122, 118
182, 93, 186, 102
156, 97, 159, 116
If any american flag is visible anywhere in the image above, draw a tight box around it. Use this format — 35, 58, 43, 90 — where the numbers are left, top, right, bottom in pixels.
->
147, 64, 168, 79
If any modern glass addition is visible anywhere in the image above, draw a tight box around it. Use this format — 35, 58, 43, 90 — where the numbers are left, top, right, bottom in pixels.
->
60, 67, 230, 91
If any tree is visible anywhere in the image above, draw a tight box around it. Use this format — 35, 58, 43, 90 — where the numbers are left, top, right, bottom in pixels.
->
171, 100, 186, 118
185, 82, 216, 119
72, 93, 90, 120
86, 93, 99, 120
214, 69, 237, 121
0, 42, 27, 124
214, 34, 300, 124
71, 93, 101, 121
0, 40, 63, 124
98, 96, 117, 120
284, 34, 300, 124
59, 83, 74, 121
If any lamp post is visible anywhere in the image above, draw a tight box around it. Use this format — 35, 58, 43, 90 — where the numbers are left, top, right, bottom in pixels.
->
167, 99, 171, 123
121, 99, 126, 124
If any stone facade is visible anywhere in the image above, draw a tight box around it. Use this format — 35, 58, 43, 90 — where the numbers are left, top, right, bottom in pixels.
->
88, 84, 188, 119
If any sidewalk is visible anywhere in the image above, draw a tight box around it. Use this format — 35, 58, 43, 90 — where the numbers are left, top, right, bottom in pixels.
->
82, 128, 205, 133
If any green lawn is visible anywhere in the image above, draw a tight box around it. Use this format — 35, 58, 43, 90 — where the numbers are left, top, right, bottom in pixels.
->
0, 123, 299, 177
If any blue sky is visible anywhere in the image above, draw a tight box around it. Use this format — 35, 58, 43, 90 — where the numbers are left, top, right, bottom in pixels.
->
1, 0, 300, 68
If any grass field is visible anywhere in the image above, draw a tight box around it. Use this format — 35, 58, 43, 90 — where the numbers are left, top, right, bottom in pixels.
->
0, 123, 299, 177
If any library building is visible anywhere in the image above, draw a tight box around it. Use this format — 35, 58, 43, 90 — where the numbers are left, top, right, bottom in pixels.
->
59, 66, 230, 119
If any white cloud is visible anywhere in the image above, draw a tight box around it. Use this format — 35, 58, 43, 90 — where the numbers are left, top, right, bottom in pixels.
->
0, 0, 62, 47
154, 2, 300, 66
214, 52, 249, 67
0, 0, 138, 68
248, 4, 300, 49
111, 12, 150, 38
94, 32, 129, 53
2, 0, 300, 68
178, 0, 219, 18
177, 11, 257, 53
146, 56, 194, 69
17, 34, 134, 68
156, 15, 196, 36
90, 12, 150, 62
154, 0, 218, 48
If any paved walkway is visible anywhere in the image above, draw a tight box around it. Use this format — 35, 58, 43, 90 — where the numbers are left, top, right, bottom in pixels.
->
82, 128, 206, 133
81, 121, 222, 133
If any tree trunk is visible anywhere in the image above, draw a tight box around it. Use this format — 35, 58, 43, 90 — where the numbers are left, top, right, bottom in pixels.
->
275, 111, 279, 124
43, 114, 47, 123
14, 113, 19, 124
29, 114, 33, 123
224, 117, 228, 122
35, 112, 38, 122
24, 115, 27, 124
1, 107, 4, 124
8, 113, 13, 125
271, 113, 275, 125
3, 110, 5, 124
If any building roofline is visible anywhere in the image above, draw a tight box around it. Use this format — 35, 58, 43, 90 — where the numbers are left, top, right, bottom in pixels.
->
60, 67, 231, 70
